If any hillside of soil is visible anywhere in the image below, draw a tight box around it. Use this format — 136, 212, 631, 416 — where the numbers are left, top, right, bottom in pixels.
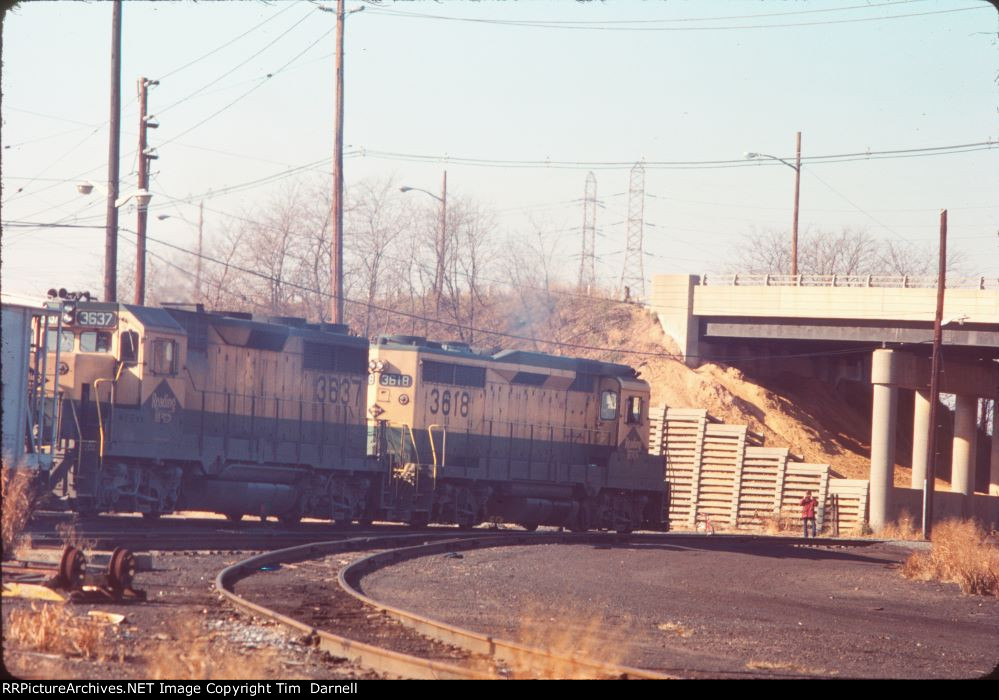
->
460, 291, 921, 484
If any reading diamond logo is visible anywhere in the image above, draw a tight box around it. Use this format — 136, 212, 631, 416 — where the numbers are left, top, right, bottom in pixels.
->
144, 380, 180, 425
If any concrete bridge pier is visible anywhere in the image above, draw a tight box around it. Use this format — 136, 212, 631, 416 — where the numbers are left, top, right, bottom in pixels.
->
991, 405, 999, 497
951, 395, 978, 503
871, 349, 999, 532
870, 352, 898, 531
910, 389, 931, 490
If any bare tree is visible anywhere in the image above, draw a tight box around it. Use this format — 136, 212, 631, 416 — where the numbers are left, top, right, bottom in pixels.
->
733, 227, 967, 277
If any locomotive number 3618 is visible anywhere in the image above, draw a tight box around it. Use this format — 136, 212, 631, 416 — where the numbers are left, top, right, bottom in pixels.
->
428, 388, 470, 417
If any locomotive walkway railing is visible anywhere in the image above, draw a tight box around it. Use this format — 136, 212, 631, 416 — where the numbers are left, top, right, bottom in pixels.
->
700, 273, 997, 290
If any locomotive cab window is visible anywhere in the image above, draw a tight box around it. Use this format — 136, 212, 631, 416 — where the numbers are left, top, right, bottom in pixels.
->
626, 396, 643, 425
600, 390, 618, 421
120, 331, 139, 364
46, 329, 75, 353
151, 339, 177, 375
80, 331, 112, 353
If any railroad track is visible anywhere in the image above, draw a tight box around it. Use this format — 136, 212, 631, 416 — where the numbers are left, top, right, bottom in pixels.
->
216, 532, 676, 679
216, 531, 880, 679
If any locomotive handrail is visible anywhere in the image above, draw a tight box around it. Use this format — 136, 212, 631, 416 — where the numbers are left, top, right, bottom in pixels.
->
484, 418, 612, 446
92, 361, 125, 458
427, 424, 447, 483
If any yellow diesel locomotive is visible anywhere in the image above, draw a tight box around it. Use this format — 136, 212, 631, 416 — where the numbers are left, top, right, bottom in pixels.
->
19, 297, 667, 531
368, 336, 666, 532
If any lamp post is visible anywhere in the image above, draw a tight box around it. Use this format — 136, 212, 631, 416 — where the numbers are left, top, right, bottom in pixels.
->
78, 181, 153, 301
745, 131, 802, 276
400, 170, 447, 311
157, 201, 204, 302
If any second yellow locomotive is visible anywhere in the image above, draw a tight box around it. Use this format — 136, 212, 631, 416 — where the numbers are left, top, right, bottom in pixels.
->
368, 335, 666, 532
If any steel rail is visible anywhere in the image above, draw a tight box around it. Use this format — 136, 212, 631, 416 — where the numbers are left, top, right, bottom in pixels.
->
216, 531, 877, 679
215, 532, 505, 679
337, 532, 675, 679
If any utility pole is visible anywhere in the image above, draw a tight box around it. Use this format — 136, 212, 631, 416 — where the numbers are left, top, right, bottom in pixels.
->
330, 0, 346, 324
195, 200, 204, 303
435, 170, 447, 311
922, 209, 947, 540
579, 172, 597, 293
324, 0, 364, 324
791, 131, 801, 277
104, 0, 122, 303
134, 76, 158, 306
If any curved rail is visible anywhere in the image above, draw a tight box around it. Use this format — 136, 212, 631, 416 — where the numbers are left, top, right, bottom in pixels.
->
338, 533, 673, 679
215, 533, 497, 679
216, 531, 678, 679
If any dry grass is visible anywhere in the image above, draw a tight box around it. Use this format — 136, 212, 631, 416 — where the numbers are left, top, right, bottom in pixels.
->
2, 467, 37, 559
902, 519, 999, 597
56, 520, 96, 553
656, 621, 694, 638
142, 618, 279, 680
746, 659, 827, 675
877, 509, 922, 541
506, 603, 634, 679
4, 603, 117, 661
757, 510, 797, 535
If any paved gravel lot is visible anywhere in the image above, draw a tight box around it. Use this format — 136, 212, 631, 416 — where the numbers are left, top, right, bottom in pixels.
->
359, 537, 999, 679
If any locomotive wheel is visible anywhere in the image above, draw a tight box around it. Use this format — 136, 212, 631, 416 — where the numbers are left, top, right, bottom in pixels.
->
569, 503, 591, 533
454, 488, 478, 530
142, 511, 161, 521
409, 513, 430, 530
613, 496, 634, 534
58, 546, 86, 590
521, 522, 539, 532
357, 517, 374, 528
279, 513, 302, 526
107, 547, 136, 591
225, 513, 244, 523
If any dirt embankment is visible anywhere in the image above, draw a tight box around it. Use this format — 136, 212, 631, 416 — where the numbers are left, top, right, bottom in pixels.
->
520, 295, 915, 483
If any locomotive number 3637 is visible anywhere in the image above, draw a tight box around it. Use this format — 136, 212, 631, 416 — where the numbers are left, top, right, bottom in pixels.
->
313, 376, 359, 404
428, 388, 470, 417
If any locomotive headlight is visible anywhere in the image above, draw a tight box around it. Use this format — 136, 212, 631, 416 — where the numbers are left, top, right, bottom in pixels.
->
62, 304, 76, 325
368, 359, 378, 371
375, 360, 385, 371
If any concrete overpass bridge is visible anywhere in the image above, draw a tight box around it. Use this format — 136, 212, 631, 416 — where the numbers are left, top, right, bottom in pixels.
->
650, 273, 999, 531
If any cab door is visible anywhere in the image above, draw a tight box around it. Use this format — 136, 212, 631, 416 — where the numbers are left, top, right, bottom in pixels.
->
597, 377, 621, 450
140, 333, 186, 445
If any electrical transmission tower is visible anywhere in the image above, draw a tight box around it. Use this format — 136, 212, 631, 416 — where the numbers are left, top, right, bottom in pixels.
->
619, 162, 646, 301
578, 172, 597, 292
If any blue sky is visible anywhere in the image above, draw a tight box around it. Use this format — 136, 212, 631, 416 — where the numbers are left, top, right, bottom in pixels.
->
2, 0, 997, 301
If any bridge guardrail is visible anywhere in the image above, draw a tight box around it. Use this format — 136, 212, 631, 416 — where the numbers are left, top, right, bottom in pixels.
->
700, 274, 997, 290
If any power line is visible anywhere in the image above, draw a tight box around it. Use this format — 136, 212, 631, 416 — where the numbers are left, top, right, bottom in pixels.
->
159, 0, 302, 80
156, 5, 316, 116
362, 3, 984, 32
353, 140, 994, 172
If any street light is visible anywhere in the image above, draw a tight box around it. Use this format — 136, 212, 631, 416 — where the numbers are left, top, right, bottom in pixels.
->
400, 171, 447, 310
78, 180, 152, 210
156, 201, 205, 302
78, 181, 153, 303
745, 131, 802, 276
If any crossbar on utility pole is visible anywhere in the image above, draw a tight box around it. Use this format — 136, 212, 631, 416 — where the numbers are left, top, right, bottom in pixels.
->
922, 209, 947, 540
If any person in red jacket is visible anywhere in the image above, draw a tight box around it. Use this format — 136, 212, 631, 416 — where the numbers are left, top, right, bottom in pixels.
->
801, 491, 819, 538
